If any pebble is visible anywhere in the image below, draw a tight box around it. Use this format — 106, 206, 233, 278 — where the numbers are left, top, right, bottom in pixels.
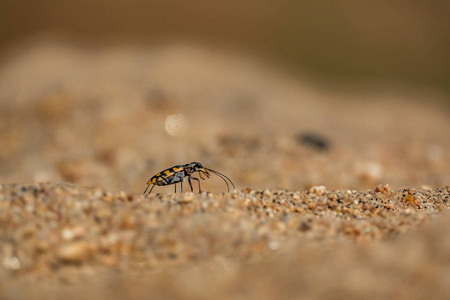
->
3, 256, 21, 271
179, 192, 195, 203
297, 132, 330, 152
309, 185, 327, 196
58, 241, 91, 263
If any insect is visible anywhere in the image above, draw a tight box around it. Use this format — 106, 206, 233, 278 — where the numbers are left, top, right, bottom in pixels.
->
143, 162, 235, 194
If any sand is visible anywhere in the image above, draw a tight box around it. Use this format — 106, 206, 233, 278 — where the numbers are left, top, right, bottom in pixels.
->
1, 38, 450, 299
1, 183, 450, 299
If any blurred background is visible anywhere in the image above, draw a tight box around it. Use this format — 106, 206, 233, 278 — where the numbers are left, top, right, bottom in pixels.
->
2, 0, 449, 90
0, 0, 449, 192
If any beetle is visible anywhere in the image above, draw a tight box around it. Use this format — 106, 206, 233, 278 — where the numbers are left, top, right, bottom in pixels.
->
143, 162, 235, 194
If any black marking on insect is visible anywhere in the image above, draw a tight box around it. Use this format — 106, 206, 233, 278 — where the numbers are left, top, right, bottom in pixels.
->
143, 162, 235, 194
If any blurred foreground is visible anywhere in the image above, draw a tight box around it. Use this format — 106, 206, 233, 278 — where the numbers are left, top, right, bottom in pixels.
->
1, 183, 450, 299
0, 184, 450, 299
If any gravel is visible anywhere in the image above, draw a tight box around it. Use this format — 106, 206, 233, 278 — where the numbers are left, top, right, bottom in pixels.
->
1, 183, 450, 299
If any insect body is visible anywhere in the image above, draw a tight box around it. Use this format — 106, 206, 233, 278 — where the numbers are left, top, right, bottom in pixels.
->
143, 162, 235, 194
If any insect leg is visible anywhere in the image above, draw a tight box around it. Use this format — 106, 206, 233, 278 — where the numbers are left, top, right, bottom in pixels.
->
174, 183, 177, 193
181, 181, 183, 193
190, 176, 201, 193
188, 176, 194, 192
144, 184, 154, 194
145, 184, 155, 194
143, 185, 150, 194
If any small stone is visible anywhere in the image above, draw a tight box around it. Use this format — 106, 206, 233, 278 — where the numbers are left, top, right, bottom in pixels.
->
61, 228, 76, 241
58, 242, 91, 263
299, 222, 311, 232
375, 184, 392, 194
102, 193, 113, 203
118, 191, 127, 201
3, 256, 21, 270
179, 192, 194, 203
309, 185, 327, 196
420, 185, 432, 190
317, 197, 327, 207
297, 132, 330, 152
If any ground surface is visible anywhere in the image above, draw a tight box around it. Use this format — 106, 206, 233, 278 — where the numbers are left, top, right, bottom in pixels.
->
1, 183, 450, 299
0, 38, 450, 299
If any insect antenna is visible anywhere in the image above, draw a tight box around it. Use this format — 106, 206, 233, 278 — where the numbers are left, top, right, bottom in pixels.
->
205, 168, 235, 192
